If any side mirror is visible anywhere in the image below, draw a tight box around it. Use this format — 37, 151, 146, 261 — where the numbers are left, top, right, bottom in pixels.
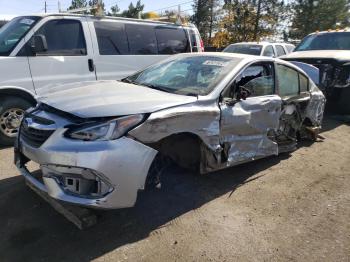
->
30, 34, 48, 54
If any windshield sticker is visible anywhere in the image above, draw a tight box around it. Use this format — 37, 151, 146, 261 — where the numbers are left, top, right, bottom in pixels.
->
20, 18, 35, 25
203, 60, 229, 67
250, 47, 261, 50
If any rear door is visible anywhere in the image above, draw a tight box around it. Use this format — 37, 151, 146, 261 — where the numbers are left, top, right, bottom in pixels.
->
219, 62, 282, 165
24, 16, 96, 95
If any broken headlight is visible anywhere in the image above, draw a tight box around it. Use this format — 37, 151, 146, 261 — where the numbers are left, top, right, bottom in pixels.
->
65, 114, 144, 141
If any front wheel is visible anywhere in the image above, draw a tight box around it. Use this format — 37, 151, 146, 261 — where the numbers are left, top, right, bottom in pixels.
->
0, 96, 33, 146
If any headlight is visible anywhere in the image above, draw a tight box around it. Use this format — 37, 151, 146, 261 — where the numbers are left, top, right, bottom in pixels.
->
65, 114, 144, 141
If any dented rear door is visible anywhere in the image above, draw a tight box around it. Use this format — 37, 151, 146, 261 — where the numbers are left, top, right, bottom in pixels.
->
219, 62, 282, 166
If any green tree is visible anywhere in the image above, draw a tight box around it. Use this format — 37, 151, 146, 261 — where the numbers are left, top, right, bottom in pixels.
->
68, 0, 87, 10
121, 0, 145, 18
107, 4, 120, 16
290, 0, 350, 39
192, 0, 220, 45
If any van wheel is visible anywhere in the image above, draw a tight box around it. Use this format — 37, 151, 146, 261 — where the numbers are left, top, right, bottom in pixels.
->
0, 97, 33, 146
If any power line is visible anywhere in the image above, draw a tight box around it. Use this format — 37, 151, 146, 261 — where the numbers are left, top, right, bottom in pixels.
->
145, 0, 194, 13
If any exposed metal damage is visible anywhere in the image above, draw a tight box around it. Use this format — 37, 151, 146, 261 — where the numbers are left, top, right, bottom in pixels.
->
14, 53, 326, 210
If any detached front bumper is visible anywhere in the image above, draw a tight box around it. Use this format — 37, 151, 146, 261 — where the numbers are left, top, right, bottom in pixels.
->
15, 135, 157, 209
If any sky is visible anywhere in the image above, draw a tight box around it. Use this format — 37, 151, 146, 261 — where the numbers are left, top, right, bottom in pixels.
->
0, 0, 194, 20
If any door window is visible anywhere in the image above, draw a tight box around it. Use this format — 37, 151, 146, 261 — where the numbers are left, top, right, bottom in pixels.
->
155, 26, 188, 54
276, 64, 299, 96
34, 19, 86, 56
125, 23, 157, 54
299, 73, 309, 92
275, 45, 286, 56
262, 45, 275, 57
234, 63, 275, 97
94, 21, 129, 55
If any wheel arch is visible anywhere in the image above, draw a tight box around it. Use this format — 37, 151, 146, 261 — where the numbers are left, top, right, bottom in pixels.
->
0, 86, 37, 106
146, 132, 205, 171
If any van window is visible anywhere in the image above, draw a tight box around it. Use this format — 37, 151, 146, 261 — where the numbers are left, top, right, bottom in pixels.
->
189, 29, 199, 52
235, 63, 275, 97
277, 64, 299, 96
94, 21, 129, 55
275, 45, 286, 56
125, 23, 157, 54
262, 45, 275, 57
155, 26, 188, 54
34, 19, 86, 56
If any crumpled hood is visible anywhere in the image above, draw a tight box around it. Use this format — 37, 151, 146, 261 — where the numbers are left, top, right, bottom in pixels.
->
38, 80, 197, 118
282, 50, 350, 62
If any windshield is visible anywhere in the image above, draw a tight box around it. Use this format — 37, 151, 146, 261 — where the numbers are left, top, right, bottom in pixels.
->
124, 55, 241, 96
223, 44, 262, 55
295, 32, 350, 51
0, 16, 41, 56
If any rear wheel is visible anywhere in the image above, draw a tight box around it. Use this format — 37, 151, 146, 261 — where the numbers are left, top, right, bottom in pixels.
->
0, 97, 33, 146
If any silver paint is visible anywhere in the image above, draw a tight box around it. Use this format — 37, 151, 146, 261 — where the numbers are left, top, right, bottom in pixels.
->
15, 53, 326, 209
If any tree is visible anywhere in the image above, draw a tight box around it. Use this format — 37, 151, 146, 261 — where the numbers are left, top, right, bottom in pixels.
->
121, 0, 145, 18
290, 0, 350, 39
192, 0, 220, 45
142, 12, 160, 19
88, 0, 105, 15
107, 4, 120, 16
68, 0, 87, 10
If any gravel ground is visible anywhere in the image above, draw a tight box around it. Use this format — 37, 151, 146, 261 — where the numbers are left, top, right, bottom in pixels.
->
0, 115, 349, 262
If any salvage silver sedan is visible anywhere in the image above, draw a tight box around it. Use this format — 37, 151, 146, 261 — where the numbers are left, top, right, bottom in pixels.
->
15, 53, 325, 209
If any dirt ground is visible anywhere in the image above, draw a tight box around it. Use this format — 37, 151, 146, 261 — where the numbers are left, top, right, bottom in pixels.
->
0, 115, 349, 262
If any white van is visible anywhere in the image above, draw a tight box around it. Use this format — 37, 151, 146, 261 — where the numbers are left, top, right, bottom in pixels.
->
0, 14, 203, 145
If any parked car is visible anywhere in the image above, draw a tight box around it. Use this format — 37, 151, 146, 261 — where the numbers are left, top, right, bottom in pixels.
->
282, 29, 350, 113
15, 53, 325, 210
223, 42, 295, 57
0, 14, 203, 145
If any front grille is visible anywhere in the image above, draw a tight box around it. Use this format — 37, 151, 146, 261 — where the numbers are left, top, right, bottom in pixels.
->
20, 120, 55, 148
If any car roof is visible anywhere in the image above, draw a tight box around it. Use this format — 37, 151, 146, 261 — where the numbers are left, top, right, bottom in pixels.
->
308, 29, 350, 36
21, 13, 194, 27
228, 42, 292, 47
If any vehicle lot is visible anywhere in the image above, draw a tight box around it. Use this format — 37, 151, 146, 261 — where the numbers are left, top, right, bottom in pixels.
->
0, 115, 349, 262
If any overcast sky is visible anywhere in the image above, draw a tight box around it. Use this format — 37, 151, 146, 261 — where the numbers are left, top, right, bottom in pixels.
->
0, 0, 194, 20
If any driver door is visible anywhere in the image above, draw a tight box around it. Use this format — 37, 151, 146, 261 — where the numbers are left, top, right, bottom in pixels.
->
219, 62, 282, 166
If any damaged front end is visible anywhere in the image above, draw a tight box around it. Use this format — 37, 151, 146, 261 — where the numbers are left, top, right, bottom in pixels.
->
15, 104, 158, 209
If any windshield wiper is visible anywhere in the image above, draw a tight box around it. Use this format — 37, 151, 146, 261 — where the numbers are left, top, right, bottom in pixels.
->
120, 77, 137, 84
140, 83, 174, 93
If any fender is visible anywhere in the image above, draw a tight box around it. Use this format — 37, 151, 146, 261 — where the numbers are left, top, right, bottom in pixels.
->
0, 86, 38, 105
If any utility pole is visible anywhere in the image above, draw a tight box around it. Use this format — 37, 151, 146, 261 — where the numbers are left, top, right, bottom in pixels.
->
44, 1, 47, 13
58, 1, 61, 13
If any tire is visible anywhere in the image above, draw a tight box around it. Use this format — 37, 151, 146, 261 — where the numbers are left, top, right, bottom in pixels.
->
0, 96, 33, 146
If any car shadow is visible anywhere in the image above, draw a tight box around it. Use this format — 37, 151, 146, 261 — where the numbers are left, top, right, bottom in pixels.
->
0, 152, 290, 262
0, 115, 345, 262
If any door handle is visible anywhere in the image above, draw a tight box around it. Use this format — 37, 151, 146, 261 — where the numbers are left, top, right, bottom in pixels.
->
88, 59, 94, 72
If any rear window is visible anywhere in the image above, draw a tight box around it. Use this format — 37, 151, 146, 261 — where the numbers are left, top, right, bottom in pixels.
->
223, 44, 262, 55
155, 26, 188, 54
94, 21, 129, 55
125, 23, 157, 54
